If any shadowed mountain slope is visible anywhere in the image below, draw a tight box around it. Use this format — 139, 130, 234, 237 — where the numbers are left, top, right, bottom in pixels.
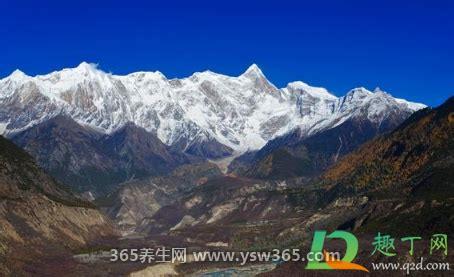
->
230, 106, 414, 179
0, 135, 115, 275
11, 116, 199, 195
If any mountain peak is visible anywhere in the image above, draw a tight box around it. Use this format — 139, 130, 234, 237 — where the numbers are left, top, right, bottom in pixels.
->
74, 62, 100, 75
246, 63, 260, 72
286, 81, 337, 100
342, 87, 374, 103
373, 86, 384, 93
8, 69, 28, 80
76, 61, 94, 68
241, 63, 265, 78
127, 70, 167, 81
373, 87, 392, 97
347, 87, 373, 96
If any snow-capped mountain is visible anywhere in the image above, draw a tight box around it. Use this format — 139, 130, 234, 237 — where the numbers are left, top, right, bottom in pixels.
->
0, 62, 425, 155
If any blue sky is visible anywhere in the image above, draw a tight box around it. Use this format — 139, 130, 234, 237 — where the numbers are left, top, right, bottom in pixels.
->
1, 0, 453, 106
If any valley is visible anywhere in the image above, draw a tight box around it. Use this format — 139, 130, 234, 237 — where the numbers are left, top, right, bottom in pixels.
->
0, 64, 452, 276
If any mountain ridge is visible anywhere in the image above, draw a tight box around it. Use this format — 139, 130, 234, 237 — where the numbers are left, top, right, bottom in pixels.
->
0, 62, 425, 158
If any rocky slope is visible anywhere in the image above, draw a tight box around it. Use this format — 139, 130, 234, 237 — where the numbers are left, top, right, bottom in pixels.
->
133, 97, 453, 250
283, 96, 454, 237
229, 104, 411, 179
11, 116, 199, 194
258, 97, 454, 276
98, 162, 222, 235
135, 176, 300, 246
0, 63, 424, 158
0, 135, 116, 275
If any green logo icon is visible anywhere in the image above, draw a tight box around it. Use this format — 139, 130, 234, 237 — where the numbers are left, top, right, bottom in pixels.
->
306, 230, 368, 272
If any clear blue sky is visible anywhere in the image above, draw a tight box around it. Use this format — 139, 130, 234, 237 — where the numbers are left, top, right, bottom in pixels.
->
1, 0, 453, 106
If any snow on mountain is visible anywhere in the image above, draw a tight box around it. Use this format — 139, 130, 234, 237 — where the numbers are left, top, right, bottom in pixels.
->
0, 62, 426, 154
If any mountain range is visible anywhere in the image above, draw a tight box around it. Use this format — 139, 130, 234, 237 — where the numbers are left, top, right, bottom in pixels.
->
96, 92, 452, 240
0, 62, 424, 154
0, 62, 452, 276
122, 97, 453, 254
0, 63, 425, 193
